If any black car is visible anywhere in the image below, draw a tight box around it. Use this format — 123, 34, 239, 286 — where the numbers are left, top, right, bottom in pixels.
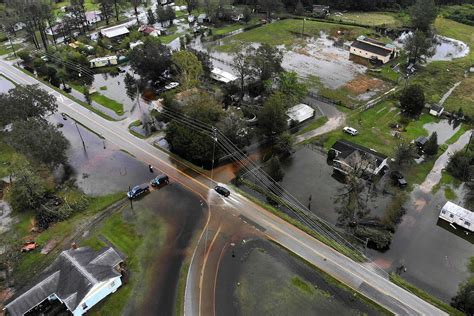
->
127, 184, 150, 199
214, 185, 230, 197
390, 171, 408, 187
151, 174, 169, 187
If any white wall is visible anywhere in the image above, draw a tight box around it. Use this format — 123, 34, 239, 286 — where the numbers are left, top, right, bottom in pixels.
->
72, 276, 122, 316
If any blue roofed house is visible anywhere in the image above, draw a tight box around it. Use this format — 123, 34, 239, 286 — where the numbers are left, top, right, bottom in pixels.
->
4, 246, 123, 316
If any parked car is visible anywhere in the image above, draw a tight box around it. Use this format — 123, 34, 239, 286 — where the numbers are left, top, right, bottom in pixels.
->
151, 174, 169, 187
21, 241, 38, 253
164, 82, 179, 90
343, 126, 358, 136
127, 184, 150, 199
214, 185, 230, 197
390, 171, 407, 187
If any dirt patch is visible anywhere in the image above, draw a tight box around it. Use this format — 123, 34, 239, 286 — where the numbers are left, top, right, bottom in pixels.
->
344, 75, 385, 95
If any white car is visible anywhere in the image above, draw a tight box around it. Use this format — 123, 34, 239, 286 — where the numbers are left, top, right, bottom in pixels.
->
164, 82, 179, 90
343, 126, 358, 136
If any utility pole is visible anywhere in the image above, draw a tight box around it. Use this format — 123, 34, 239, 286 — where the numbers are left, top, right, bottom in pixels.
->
7, 35, 17, 59
75, 121, 86, 151
302, 18, 306, 37
210, 127, 217, 182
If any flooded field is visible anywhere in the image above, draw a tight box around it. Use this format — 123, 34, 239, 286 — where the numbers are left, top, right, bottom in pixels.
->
423, 119, 461, 144
49, 113, 153, 195
216, 239, 385, 316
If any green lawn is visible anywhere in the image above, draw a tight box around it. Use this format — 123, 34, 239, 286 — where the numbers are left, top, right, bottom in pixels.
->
211, 18, 260, 36
296, 116, 329, 135
90, 92, 124, 115
0, 137, 18, 178
0, 43, 21, 56
411, 18, 474, 117
215, 19, 372, 52
328, 12, 408, 27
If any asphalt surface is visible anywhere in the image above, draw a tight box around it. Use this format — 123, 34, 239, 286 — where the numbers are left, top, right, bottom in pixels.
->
0, 60, 447, 316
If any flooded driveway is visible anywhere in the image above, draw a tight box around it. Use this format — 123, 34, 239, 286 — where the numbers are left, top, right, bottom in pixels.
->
0, 76, 15, 93
216, 238, 385, 316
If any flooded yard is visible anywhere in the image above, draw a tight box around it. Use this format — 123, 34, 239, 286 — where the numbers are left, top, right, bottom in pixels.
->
216, 238, 385, 316
423, 119, 461, 144
0, 76, 15, 93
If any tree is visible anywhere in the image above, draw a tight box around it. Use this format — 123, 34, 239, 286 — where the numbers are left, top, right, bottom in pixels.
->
277, 71, 307, 107
446, 148, 474, 182
273, 132, 294, 157
266, 156, 284, 182
399, 84, 425, 117
295, 0, 305, 15
188, 48, 213, 75
147, 8, 156, 25
424, 132, 438, 155
0, 84, 57, 126
203, 0, 218, 20
165, 92, 224, 164
232, 43, 255, 99
394, 142, 417, 168
171, 51, 204, 89
124, 72, 138, 100
252, 43, 283, 82
9, 163, 46, 212
165, 6, 176, 25
156, 5, 167, 23
83, 86, 92, 105
98, 0, 114, 25
131, 0, 142, 24
258, 0, 283, 19
409, 0, 438, 32
8, 119, 70, 167
242, 6, 252, 23
129, 37, 172, 82
405, 30, 435, 64
185, 0, 198, 14
258, 92, 288, 139
451, 259, 474, 315
217, 109, 250, 149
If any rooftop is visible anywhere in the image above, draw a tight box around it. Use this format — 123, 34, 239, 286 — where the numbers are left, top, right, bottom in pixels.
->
5, 247, 122, 316
331, 140, 387, 165
351, 40, 392, 57
286, 103, 315, 124
101, 24, 130, 38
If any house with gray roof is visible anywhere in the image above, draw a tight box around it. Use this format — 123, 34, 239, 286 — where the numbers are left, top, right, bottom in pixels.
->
350, 36, 397, 64
4, 246, 123, 316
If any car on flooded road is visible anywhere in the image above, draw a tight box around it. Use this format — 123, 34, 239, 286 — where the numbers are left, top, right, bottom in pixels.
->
214, 185, 230, 197
127, 184, 150, 199
151, 174, 169, 187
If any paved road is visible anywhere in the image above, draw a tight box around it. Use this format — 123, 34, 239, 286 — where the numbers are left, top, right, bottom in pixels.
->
0, 60, 447, 316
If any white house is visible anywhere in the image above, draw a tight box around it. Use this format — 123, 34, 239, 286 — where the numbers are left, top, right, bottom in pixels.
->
429, 104, 444, 117
130, 40, 144, 49
439, 201, 473, 232
210, 68, 237, 84
89, 55, 118, 68
286, 103, 315, 125
100, 24, 130, 39
350, 36, 397, 64
4, 247, 123, 316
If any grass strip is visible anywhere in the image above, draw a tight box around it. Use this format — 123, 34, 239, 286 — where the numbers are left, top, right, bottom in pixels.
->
233, 182, 366, 262
15, 67, 117, 121
389, 273, 464, 316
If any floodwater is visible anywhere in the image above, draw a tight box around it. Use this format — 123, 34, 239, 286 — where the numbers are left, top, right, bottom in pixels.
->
49, 113, 153, 195
395, 33, 469, 62
0, 76, 15, 93
368, 187, 473, 302
423, 119, 461, 144
216, 238, 384, 316
125, 184, 204, 315
190, 32, 367, 89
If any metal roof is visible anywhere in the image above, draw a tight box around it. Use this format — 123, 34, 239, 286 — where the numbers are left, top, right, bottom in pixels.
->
351, 40, 392, 57
5, 247, 122, 316
286, 103, 315, 124
101, 25, 129, 38
439, 201, 474, 232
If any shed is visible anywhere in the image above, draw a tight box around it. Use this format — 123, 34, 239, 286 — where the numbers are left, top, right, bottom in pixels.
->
429, 104, 444, 117
414, 136, 428, 148
286, 104, 315, 125
439, 201, 473, 232
100, 24, 130, 39
350, 36, 397, 64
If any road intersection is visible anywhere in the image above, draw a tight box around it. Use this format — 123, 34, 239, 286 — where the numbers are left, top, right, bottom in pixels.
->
0, 59, 446, 315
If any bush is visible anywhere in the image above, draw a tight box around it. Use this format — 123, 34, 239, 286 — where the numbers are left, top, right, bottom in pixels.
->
446, 147, 474, 181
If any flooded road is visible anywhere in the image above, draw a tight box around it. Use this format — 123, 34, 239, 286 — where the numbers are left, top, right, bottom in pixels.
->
0, 76, 15, 93
216, 238, 385, 316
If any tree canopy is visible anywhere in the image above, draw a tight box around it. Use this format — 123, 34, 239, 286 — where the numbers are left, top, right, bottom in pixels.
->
258, 92, 289, 139
129, 37, 172, 82
399, 84, 425, 117
171, 51, 204, 89
409, 0, 438, 32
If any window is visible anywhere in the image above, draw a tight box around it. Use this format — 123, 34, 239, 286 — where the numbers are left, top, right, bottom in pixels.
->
82, 303, 88, 310
441, 210, 446, 214
110, 281, 115, 288
465, 221, 471, 226
449, 214, 454, 218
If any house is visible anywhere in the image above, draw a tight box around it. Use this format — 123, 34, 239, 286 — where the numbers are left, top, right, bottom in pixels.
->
89, 55, 118, 68
4, 246, 123, 316
439, 201, 473, 232
100, 24, 129, 39
197, 13, 207, 24
286, 104, 315, 126
138, 25, 160, 37
130, 40, 144, 49
210, 68, 237, 84
350, 36, 397, 64
312, 5, 330, 17
330, 140, 389, 176
429, 104, 444, 117
85, 11, 101, 24
414, 136, 428, 149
